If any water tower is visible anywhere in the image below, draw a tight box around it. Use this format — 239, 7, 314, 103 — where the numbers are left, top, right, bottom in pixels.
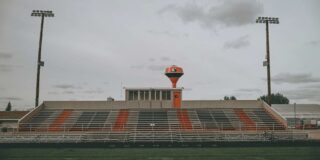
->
165, 65, 184, 88
165, 65, 183, 108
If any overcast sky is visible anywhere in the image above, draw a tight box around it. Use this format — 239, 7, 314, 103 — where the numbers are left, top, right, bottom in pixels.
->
1, 0, 320, 110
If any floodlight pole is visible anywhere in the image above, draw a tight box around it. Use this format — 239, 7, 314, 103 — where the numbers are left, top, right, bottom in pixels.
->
266, 21, 271, 106
35, 15, 44, 107
32, 10, 54, 107
256, 17, 279, 106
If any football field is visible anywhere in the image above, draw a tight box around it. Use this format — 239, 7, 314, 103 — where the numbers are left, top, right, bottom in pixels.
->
1, 147, 320, 160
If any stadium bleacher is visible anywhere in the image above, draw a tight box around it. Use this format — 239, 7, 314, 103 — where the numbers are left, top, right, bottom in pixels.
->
9, 100, 297, 143
19, 107, 286, 132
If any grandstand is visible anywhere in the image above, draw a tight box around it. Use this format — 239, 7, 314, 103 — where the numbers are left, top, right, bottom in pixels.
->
0, 65, 309, 144
18, 101, 286, 132
8, 99, 307, 143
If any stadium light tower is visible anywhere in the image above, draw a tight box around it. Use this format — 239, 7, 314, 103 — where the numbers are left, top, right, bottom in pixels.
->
256, 17, 279, 106
31, 10, 54, 107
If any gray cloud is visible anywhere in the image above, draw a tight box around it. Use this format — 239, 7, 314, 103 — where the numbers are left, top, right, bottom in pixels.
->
53, 84, 79, 89
147, 30, 188, 38
0, 97, 23, 101
160, 56, 170, 61
131, 64, 166, 71
0, 52, 12, 59
103, 82, 109, 85
130, 64, 145, 69
233, 88, 262, 98
131, 57, 171, 71
0, 64, 12, 72
283, 88, 320, 101
63, 91, 75, 94
84, 88, 104, 94
0, 64, 20, 72
224, 35, 250, 49
147, 64, 167, 71
148, 58, 155, 62
272, 73, 320, 84
0, 52, 15, 72
48, 91, 59, 95
160, 0, 263, 29
235, 88, 261, 92
302, 83, 320, 89
306, 40, 320, 46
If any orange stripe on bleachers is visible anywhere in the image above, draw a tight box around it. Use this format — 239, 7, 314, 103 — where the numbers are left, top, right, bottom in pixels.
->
48, 109, 73, 132
234, 108, 256, 130
112, 109, 129, 131
177, 109, 193, 130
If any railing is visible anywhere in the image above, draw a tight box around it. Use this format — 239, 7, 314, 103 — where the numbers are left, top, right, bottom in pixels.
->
0, 130, 308, 143
16, 121, 285, 133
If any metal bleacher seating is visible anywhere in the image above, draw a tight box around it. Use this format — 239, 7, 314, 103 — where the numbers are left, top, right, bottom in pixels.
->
137, 111, 169, 131
19, 109, 61, 131
211, 110, 235, 130
88, 112, 110, 130
8, 106, 298, 143
19, 108, 285, 133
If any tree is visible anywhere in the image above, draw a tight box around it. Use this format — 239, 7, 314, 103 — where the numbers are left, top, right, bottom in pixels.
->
258, 93, 289, 104
230, 96, 237, 100
224, 96, 237, 100
5, 101, 12, 111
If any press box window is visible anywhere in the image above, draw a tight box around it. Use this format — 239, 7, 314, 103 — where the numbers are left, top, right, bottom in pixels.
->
128, 90, 138, 101
162, 90, 171, 100
140, 90, 149, 100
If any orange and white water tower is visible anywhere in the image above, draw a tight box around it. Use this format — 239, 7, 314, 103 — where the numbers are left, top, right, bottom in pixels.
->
165, 65, 183, 108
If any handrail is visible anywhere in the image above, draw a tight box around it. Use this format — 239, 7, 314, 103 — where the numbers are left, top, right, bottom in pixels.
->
0, 130, 308, 143
18, 121, 285, 133
18, 104, 45, 124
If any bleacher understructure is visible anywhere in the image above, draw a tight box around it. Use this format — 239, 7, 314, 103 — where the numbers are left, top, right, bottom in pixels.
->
0, 100, 307, 143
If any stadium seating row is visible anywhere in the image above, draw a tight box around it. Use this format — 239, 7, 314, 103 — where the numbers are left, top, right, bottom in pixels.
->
19, 108, 285, 132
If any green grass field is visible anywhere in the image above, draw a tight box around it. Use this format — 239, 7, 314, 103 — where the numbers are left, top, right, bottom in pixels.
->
1, 147, 320, 160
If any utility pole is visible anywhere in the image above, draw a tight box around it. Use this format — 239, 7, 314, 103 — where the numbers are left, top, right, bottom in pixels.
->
31, 10, 54, 107
256, 17, 279, 106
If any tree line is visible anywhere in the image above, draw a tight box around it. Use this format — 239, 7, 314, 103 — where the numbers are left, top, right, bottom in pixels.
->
224, 93, 289, 104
